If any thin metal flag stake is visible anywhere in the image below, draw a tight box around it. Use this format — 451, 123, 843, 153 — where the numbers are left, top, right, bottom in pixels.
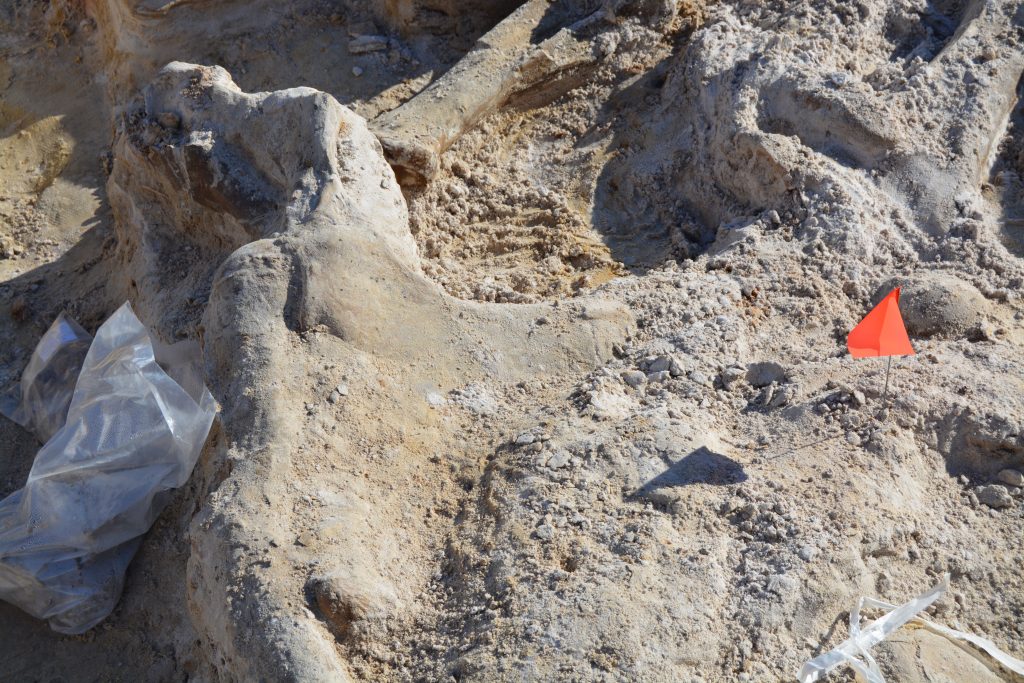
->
881, 355, 892, 407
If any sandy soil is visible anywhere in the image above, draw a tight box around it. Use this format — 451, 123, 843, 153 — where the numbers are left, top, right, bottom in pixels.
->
1, 0, 1023, 681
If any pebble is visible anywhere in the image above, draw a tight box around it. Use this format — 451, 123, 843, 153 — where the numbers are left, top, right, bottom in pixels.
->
327, 383, 349, 404
647, 370, 671, 383
689, 370, 709, 386
516, 432, 536, 445
997, 469, 1024, 487
798, 545, 817, 562
621, 370, 647, 388
535, 524, 554, 541
647, 355, 673, 374
352, 66, 364, 77
546, 451, 571, 469
720, 366, 746, 390
976, 484, 1013, 509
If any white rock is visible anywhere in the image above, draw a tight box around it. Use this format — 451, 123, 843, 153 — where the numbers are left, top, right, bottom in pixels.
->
976, 484, 1013, 509
547, 451, 571, 469
516, 432, 536, 445
621, 370, 647, 388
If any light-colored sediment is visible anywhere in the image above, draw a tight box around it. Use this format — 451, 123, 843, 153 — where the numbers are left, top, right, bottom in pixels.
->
1, 1, 1023, 681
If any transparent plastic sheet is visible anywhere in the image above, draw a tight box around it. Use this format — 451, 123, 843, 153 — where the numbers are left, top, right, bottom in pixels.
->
799, 574, 1024, 682
0, 313, 93, 443
0, 302, 216, 633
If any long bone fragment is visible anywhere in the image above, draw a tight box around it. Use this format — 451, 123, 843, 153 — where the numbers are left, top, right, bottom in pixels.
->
370, 0, 616, 185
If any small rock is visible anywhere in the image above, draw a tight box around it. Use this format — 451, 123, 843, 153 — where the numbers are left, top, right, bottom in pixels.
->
798, 545, 817, 562
976, 484, 1013, 509
426, 392, 445, 407
621, 370, 647, 388
335, 383, 349, 397
845, 431, 861, 446
850, 390, 866, 408
535, 524, 554, 541
546, 451, 571, 469
997, 469, 1024, 487
647, 370, 671, 383
515, 432, 536, 445
746, 361, 787, 387
0, 236, 23, 260
351, 66, 364, 77
720, 366, 746, 390
689, 370, 709, 386
647, 355, 673, 374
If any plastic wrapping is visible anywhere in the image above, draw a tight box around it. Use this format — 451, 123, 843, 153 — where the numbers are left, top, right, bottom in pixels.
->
799, 574, 1024, 682
0, 312, 93, 443
0, 302, 216, 633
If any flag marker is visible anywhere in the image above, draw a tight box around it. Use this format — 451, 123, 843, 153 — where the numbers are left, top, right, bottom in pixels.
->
847, 287, 914, 408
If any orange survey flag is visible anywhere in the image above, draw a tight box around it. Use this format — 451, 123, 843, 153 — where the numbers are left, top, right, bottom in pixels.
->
847, 287, 915, 358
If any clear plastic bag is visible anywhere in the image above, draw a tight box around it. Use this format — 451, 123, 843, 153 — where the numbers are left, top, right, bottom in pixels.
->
0, 302, 216, 633
0, 312, 93, 443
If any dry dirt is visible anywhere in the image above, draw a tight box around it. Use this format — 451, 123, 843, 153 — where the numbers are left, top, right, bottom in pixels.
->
1, 0, 1024, 681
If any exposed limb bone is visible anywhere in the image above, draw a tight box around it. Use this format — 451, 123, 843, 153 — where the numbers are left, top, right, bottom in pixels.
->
108, 63, 630, 680
370, 0, 636, 185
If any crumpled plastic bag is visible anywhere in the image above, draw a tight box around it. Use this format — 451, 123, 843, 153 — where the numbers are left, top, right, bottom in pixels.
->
0, 302, 216, 633
0, 312, 93, 443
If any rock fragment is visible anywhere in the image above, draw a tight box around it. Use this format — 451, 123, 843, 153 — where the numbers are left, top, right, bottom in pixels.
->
997, 469, 1024, 487
621, 370, 647, 388
976, 484, 1013, 509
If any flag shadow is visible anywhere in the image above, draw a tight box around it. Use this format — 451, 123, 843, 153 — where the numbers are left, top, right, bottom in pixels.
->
631, 446, 747, 504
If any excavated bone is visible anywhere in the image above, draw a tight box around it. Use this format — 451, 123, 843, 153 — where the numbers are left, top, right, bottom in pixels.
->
107, 62, 630, 681
370, 0, 666, 185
